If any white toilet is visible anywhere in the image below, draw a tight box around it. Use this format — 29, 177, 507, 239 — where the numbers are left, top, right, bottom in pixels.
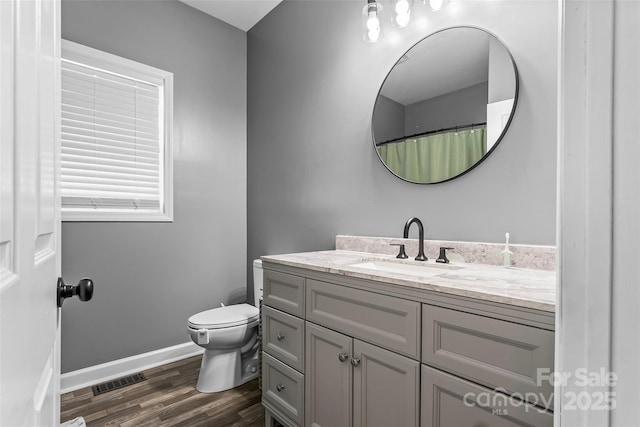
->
188, 259, 263, 393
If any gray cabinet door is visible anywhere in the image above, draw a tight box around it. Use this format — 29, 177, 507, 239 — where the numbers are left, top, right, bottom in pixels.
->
305, 322, 352, 427
421, 364, 553, 427
353, 340, 420, 427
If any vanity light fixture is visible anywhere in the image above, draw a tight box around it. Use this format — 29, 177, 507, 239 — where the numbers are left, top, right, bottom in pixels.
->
362, 0, 452, 43
362, 0, 384, 43
426, 0, 450, 12
392, 0, 414, 28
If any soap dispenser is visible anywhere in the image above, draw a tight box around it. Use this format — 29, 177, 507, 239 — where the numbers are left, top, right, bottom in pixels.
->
501, 232, 513, 267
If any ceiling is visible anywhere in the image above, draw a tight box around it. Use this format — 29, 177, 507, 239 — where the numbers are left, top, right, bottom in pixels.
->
381, 29, 491, 106
180, 0, 282, 32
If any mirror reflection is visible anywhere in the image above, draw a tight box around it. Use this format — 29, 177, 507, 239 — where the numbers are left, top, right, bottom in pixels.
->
372, 27, 518, 184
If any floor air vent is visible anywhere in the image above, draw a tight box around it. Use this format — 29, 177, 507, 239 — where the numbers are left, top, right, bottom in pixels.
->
92, 373, 146, 396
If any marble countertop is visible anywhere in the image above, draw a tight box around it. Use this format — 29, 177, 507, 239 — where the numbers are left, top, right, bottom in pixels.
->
261, 250, 556, 312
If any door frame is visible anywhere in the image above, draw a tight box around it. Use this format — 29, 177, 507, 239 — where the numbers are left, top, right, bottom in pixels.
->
556, 0, 639, 425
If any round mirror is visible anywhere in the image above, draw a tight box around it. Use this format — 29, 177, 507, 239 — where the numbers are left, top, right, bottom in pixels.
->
372, 27, 518, 184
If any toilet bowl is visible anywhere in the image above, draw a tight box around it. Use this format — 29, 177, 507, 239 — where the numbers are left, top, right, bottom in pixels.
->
188, 260, 263, 393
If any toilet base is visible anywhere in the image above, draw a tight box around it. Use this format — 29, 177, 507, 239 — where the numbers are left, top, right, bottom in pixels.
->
196, 347, 259, 393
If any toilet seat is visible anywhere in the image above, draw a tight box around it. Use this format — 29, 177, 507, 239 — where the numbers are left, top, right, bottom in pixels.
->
188, 303, 259, 329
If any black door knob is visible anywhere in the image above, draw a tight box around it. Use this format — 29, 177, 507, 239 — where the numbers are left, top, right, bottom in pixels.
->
57, 277, 94, 307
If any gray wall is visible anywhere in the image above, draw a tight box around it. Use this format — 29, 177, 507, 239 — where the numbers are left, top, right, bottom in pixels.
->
488, 37, 516, 103
61, 0, 247, 373
404, 82, 488, 135
372, 95, 405, 143
247, 0, 557, 302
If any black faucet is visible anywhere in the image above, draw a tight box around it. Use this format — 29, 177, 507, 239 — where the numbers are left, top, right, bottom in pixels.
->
400, 217, 427, 261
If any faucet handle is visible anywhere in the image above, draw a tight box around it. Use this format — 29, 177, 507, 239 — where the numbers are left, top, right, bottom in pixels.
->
436, 247, 454, 264
390, 243, 408, 259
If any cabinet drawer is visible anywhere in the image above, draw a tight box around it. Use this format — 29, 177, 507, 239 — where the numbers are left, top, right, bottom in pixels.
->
422, 304, 554, 408
421, 364, 553, 427
263, 306, 305, 372
263, 269, 305, 317
306, 279, 421, 359
263, 352, 305, 426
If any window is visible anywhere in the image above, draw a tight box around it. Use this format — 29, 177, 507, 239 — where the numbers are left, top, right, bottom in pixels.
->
61, 40, 173, 221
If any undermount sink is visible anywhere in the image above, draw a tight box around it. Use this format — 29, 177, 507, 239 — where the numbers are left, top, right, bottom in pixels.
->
348, 259, 464, 278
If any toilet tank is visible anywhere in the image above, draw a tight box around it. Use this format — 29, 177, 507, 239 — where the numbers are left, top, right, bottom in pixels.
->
252, 259, 263, 307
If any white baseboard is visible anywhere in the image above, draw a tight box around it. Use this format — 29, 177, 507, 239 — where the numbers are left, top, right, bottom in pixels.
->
60, 341, 203, 394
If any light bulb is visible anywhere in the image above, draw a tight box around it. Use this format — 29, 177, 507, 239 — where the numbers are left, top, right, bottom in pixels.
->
367, 15, 380, 31
429, 0, 449, 11
368, 29, 380, 42
392, 0, 413, 28
395, 0, 409, 14
395, 12, 410, 27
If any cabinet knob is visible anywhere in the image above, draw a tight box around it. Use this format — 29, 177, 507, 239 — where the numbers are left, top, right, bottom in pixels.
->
276, 383, 285, 392
350, 357, 361, 367
338, 352, 349, 363
276, 333, 285, 341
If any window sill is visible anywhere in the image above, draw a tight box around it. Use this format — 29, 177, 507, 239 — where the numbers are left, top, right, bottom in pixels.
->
62, 210, 173, 223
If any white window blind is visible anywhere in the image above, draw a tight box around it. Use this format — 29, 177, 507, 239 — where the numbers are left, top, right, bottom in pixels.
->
61, 40, 173, 221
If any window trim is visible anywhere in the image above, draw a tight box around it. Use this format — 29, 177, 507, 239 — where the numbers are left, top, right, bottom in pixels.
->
61, 40, 174, 222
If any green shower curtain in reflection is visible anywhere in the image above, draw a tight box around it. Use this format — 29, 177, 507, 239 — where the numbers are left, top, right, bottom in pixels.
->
377, 128, 487, 183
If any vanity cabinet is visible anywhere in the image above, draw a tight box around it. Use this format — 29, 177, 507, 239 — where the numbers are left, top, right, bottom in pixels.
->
261, 262, 555, 427
305, 322, 420, 427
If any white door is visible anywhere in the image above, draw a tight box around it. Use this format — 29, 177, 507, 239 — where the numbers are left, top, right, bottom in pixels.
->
1, 0, 62, 425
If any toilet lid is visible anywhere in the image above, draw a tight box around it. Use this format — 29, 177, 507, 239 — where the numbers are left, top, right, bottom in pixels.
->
188, 303, 259, 329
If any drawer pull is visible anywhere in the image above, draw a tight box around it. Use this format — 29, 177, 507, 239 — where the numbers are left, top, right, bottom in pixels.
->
350, 357, 361, 367
276, 333, 285, 341
338, 352, 349, 363
276, 383, 286, 392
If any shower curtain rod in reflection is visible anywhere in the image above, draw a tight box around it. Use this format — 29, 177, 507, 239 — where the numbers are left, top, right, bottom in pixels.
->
376, 121, 487, 147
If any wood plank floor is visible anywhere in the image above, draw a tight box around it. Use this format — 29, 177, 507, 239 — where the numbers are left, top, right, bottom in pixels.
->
60, 355, 264, 427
